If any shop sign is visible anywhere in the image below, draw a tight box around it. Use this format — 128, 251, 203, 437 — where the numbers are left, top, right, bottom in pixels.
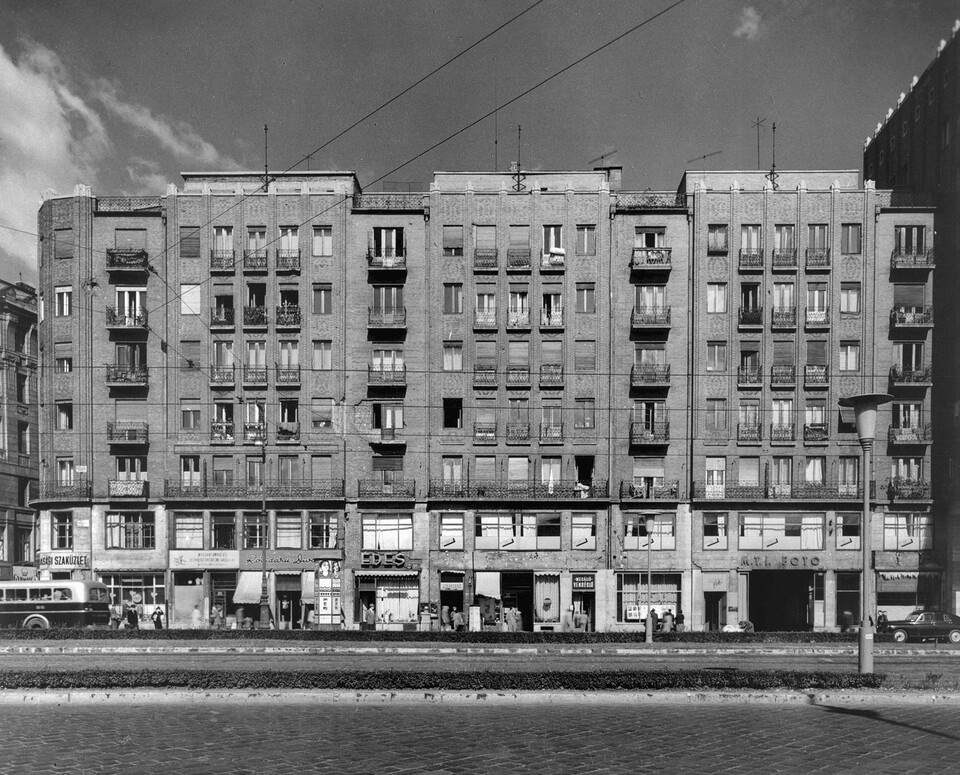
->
440, 581, 463, 591
360, 551, 407, 568
571, 574, 595, 591
242, 551, 335, 570
13, 565, 37, 581
170, 550, 239, 570
739, 554, 822, 569
38, 553, 90, 570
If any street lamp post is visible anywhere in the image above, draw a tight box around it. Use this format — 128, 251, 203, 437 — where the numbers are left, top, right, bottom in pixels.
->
645, 515, 655, 644
257, 438, 271, 629
838, 392, 892, 674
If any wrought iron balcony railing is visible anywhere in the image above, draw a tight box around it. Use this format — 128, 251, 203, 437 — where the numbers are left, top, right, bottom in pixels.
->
738, 423, 761, 442
631, 364, 671, 386
368, 308, 406, 327
473, 248, 498, 270
738, 366, 762, 386
210, 307, 235, 326
891, 248, 935, 270
164, 479, 345, 500
210, 421, 235, 442
243, 366, 267, 384
770, 423, 796, 442
805, 308, 830, 327
368, 364, 407, 385
507, 422, 530, 442
243, 250, 268, 271
210, 249, 235, 271
106, 306, 148, 329
243, 305, 268, 327
507, 310, 531, 328
540, 310, 564, 328
107, 422, 149, 444
36, 481, 92, 501
771, 365, 796, 385
771, 248, 797, 270
804, 423, 828, 442
540, 423, 563, 443
890, 307, 934, 327
473, 422, 497, 444
474, 310, 497, 328
539, 364, 563, 387
739, 249, 764, 270
275, 305, 302, 328
619, 480, 680, 500
693, 481, 863, 500
473, 366, 497, 387
805, 248, 831, 270
506, 248, 531, 270
105, 364, 148, 386
108, 479, 149, 498
243, 422, 266, 443
374, 427, 404, 443
772, 307, 797, 327
276, 365, 301, 385
631, 306, 671, 327
106, 248, 149, 269
427, 479, 609, 500
804, 364, 829, 387
631, 247, 672, 269
506, 367, 531, 387
889, 365, 932, 385
886, 478, 931, 500
277, 422, 301, 442
540, 251, 566, 270
210, 365, 235, 386
367, 252, 407, 269
275, 249, 301, 271
358, 479, 416, 499
630, 421, 669, 444
739, 307, 763, 326
887, 425, 931, 444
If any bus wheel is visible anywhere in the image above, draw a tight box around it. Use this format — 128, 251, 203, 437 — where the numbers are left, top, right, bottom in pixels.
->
23, 618, 49, 630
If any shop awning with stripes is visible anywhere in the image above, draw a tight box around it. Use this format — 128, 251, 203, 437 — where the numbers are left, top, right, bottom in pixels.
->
233, 572, 263, 605
353, 569, 419, 578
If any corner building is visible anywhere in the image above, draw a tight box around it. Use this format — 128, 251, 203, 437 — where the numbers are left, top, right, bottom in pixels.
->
33, 168, 934, 631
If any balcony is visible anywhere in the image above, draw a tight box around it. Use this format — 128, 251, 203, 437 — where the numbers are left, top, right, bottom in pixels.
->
358, 479, 416, 499
108, 479, 149, 498
372, 427, 405, 445
631, 306, 671, 329
887, 425, 931, 445
539, 424, 564, 444
540, 251, 565, 271
243, 250, 269, 272
275, 305, 302, 329
106, 248, 149, 271
106, 306, 148, 331
210, 307, 235, 327
693, 482, 863, 500
738, 424, 761, 443
473, 248, 498, 271
106, 421, 149, 445
631, 364, 671, 388
770, 423, 796, 442
210, 421, 235, 443
473, 310, 497, 329
771, 307, 797, 328
805, 308, 830, 328
619, 481, 680, 500
268, 422, 299, 444
771, 249, 797, 271
539, 364, 563, 388
243, 366, 267, 385
36, 481, 92, 501
804, 423, 828, 443
885, 478, 931, 501
276, 249, 301, 272
164, 479, 345, 501
890, 307, 933, 329
473, 422, 497, 444
804, 364, 829, 388
367, 307, 406, 329
506, 367, 531, 388
630, 421, 669, 445
506, 422, 531, 442
507, 248, 532, 271
805, 248, 831, 271
473, 366, 497, 387
738, 307, 763, 328
507, 310, 531, 329
210, 249, 235, 273
368, 364, 407, 387
739, 249, 764, 271
265, 479, 344, 499
540, 310, 564, 329
210, 365, 235, 387
738, 366, 762, 387
276, 365, 301, 386
427, 479, 609, 500
889, 365, 932, 387
770, 365, 796, 387
105, 364, 148, 387
367, 251, 407, 271
891, 248, 935, 271
243, 305, 268, 328
243, 422, 266, 443
631, 247, 672, 270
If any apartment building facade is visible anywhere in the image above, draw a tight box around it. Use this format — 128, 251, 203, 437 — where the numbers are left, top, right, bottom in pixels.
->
863, 18, 960, 614
33, 168, 935, 630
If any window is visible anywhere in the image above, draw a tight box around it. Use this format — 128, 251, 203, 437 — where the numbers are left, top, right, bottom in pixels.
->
106, 512, 155, 549
706, 342, 726, 372
884, 512, 933, 550
213, 226, 233, 252
542, 225, 563, 254
443, 342, 462, 371
576, 283, 595, 313
443, 283, 462, 314
247, 228, 266, 254
706, 399, 726, 431
509, 225, 529, 250
312, 284, 332, 315
839, 342, 860, 372
576, 225, 596, 255
276, 512, 302, 549
312, 226, 332, 257
635, 228, 665, 248
895, 226, 926, 254
311, 398, 334, 429
179, 284, 201, 315
475, 225, 497, 252
243, 512, 267, 549
442, 226, 464, 256
572, 513, 596, 550
706, 457, 725, 497
55, 401, 73, 430
309, 512, 338, 549
442, 457, 463, 488
174, 512, 203, 549
440, 513, 464, 550
741, 225, 762, 250
181, 340, 200, 371
707, 225, 728, 253
840, 283, 861, 314
180, 456, 201, 487
55, 287, 72, 317
180, 400, 200, 430
54, 228, 74, 259
362, 514, 413, 550
623, 513, 676, 550
52, 512, 73, 550
808, 224, 828, 250
804, 456, 826, 486
574, 399, 595, 429
703, 512, 727, 550
211, 512, 236, 549
313, 340, 332, 370
707, 283, 726, 313
575, 340, 596, 372
56, 458, 74, 485
54, 342, 73, 373
892, 457, 923, 482
739, 512, 824, 550
536, 513, 561, 550
443, 398, 463, 429
836, 512, 860, 549
841, 224, 862, 254
18, 422, 29, 454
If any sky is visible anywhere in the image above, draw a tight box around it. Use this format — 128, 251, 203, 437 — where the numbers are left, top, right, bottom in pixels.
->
0, 0, 957, 285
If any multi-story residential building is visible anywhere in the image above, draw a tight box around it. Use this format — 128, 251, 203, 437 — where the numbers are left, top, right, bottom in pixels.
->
863, 19, 959, 616
0, 278, 38, 580
33, 168, 934, 630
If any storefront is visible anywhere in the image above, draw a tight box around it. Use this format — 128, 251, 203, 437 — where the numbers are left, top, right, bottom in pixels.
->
616, 572, 682, 625
474, 570, 562, 631
571, 573, 596, 631
354, 566, 420, 628
99, 572, 166, 626
37, 551, 90, 581
170, 549, 239, 627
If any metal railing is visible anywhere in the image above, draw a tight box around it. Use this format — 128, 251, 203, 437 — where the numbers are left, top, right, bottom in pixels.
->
210, 365, 235, 385
473, 248, 498, 270
805, 248, 831, 270
804, 365, 829, 386
619, 481, 680, 500
693, 482, 864, 500
275, 305, 302, 327
738, 424, 761, 442
805, 308, 830, 327
771, 365, 796, 385
889, 365, 932, 384
507, 248, 531, 269
243, 306, 268, 326
887, 425, 931, 444
630, 421, 669, 444
540, 252, 566, 270
803, 423, 828, 442
771, 248, 796, 270
886, 479, 931, 500
540, 310, 564, 328
367, 252, 407, 269
473, 422, 497, 444
631, 247, 672, 269
539, 423, 564, 443
275, 249, 301, 271
506, 367, 531, 387
473, 366, 497, 386
507, 310, 531, 328
738, 307, 763, 326
210, 421, 235, 442
506, 422, 530, 441
105, 364, 148, 385
108, 480, 149, 498
631, 364, 671, 386
770, 423, 795, 442
243, 366, 267, 384
474, 310, 497, 328
277, 422, 301, 442
107, 422, 149, 444
368, 364, 407, 385
890, 307, 934, 327
106, 248, 149, 269
368, 308, 406, 327
772, 307, 797, 327
210, 307, 235, 326
631, 306, 671, 327
36, 481, 92, 500
738, 366, 762, 385
243, 422, 266, 442
891, 248, 935, 269
739, 249, 764, 270
540, 364, 563, 387
276, 365, 301, 385
427, 479, 609, 500
358, 479, 416, 499
243, 250, 268, 271
106, 307, 148, 328
164, 479, 345, 500
210, 250, 235, 271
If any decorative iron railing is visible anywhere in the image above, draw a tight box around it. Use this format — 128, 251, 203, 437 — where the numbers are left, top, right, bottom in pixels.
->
506, 367, 531, 386
474, 310, 497, 328
803, 423, 828, 442
739, 250, 765, 270
771, 365, 796, 385
616, 192, 687, 211
243, 366, 267, 384
367, 252, 407, 269
630, 421, 669, 444
276, 305, 302, 327
631, 364, 671, 386
243, 250, 268, 271
368, 308, 406, 327
886, 479, 931, 500
106, 307, 148, 328
106, 422, 149, 444
210, 366, 235, 385
210, 250, 235, 270
277, 422, 301, 442
738, 366, 762, 385
771, 249, 796, 270
539, 364, 563, 387
770, 423, 796, 442
108, 480, 149, 498
36, 481, 92, 500
738, 424, 761, 442
473, 366, 497, 386
106, 248, 149, 269
887, 425, 931, 444
693, 482, 863, 500
804, 365, 829, 386
738, 307, 763, 326
540, 252, 566, 270
889, 365, 932, 384
358, 479, 416, 499
353, 193, 423, 211
507, 310, 531, 328
540, 310, 564, 328
368, 364, 407, 385
631, 306, 671, 327
772, 307, 797, 327
210, 421, 235, 442
243, 423, 266, 442
473, 422, 497, 444
506, 422, 530, 441
243, 306, 268, 326
631, 247, 672, 269
619, 481, 680, 500
506, 249, 531, 269
210, 307, 235, 326
891, 249, 935, 269
805, 308, 830, 327
890, 307, 933, 326
275, 250, 301, 271
805, 248, 831, 269
473, 248, 498, 270
164, 479, 345, 500
276, 366, 300, 385
427, 479, 609, 499
105, 365, 148, 385
540, 424, 564, 443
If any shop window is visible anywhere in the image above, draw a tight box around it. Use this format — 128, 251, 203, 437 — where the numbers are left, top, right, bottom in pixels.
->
362, 514, 413, 550
211, 512, 236, 549
877, 571, 941, 612
474, 512, 536, 550
174, 512, 204, 549
835, 572, 860, 626
276, 512, 302, 549
106, 512, 155, 549
100, 574, 165, 617
571, 513, 596, 550
362, 576, 418, 624
440, 513, 464, 550
883, 512, 932, 550
51, 511, 73, 550
536, 513, 561, 550
309, 512, 339, 549
623, 513, 675, 550
616, 573, 681, 623
739, 512, 824, 550
703, 512, 727, 550
534, 573, 561, 624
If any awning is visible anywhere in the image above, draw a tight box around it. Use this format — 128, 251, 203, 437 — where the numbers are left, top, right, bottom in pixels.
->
353, 569, 419, 578
440, 570, 466, 575
233, 572, 263, 605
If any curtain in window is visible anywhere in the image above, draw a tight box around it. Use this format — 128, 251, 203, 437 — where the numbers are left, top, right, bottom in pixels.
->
375, 577, 418, 623
802, 514, 823, 549
805, 458, 824, 484
534, 573, 560, 623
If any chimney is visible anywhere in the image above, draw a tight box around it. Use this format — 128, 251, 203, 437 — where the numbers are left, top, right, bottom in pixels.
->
596, 166, 622, 191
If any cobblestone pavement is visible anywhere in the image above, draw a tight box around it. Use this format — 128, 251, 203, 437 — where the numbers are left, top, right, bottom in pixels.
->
3, 701, 960, 774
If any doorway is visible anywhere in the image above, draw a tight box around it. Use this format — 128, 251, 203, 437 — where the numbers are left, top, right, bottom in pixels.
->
501, 572, 534, 631
275, 574, 302, 629
748, 570, 815, 631
704, 591, 727, 631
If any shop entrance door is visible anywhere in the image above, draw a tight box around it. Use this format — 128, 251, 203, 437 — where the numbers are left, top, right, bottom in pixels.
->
704, 591, 726, 631
572, 591, 595, 631
501, 572, 534, 631
276, 574, 302, 629
748, 570, 815, 631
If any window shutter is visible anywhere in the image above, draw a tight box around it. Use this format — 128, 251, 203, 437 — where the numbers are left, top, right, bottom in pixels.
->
773, 341, 794, 365
54, 342, 72, 359
474, 457, 496, 479
476, 226, 497, 250
893, 284, 924, 307
508, 456, 529, 480
633, 458, 665, 477
508, 341, 529, 367
475, 341, 497, 366
807, 340, 827, 365
575, 340, 596, 371
54, 229, 74, 258
542, 340, 562, 365
180, 227, 200, 259
509, 225, 529, 249
372, 456, 404, 472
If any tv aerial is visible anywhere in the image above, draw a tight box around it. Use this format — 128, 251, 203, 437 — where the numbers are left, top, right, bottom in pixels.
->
686, 150, 722, 165
588, 148, 619, 167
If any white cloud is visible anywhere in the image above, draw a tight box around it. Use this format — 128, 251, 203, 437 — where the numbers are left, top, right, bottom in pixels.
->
733, 6, 763, 40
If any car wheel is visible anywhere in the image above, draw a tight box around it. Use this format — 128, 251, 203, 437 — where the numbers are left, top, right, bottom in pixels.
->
892, 629, 908, 643
949, 630, 960, 644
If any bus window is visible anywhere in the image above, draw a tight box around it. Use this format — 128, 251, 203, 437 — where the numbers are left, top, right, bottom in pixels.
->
10, 589, 27, 601
53, 588, 72, 601
89, 587, 109, 603
30, 588, 53, 601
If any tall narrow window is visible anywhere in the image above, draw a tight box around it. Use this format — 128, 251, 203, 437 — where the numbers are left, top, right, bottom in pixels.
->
442, 226, 464, 256
576, 225, 596, 255
312, 226, 332, 257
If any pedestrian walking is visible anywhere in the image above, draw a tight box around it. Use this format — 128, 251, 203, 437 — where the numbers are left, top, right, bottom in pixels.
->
151, 606, 164, 630
125, 603, 139, 630
110, 604, 123, 630
209, 604, 224, 630
561, 605, 575, 632
364, 603, 376, 631
452, 607, 465, 632
190, 604, 204, 629
675, 609, 685, 633
662, 609, 674, 632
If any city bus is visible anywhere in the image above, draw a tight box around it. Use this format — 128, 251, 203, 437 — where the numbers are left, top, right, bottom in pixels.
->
0, 580, 111, 629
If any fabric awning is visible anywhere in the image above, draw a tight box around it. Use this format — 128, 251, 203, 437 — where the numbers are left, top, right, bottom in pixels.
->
233, 572, 263, 605
352, 569, 419, 578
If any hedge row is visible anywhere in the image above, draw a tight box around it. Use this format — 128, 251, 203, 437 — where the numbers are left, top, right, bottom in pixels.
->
0, 628, 888, 644
0, 669, 886, 691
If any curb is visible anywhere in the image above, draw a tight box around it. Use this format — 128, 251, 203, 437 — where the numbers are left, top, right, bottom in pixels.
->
2, 689, 960, 706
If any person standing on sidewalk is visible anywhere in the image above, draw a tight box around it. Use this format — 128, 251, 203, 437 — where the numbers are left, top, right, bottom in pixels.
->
150, 607, 164, 630
364, 604, 376, 631
125, 604, 139, 630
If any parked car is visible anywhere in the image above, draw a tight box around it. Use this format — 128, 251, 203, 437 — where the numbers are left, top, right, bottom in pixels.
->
885, 611, 960, 643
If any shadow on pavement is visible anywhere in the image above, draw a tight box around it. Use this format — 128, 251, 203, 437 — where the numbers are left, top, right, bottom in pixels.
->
816, 704, 960, 742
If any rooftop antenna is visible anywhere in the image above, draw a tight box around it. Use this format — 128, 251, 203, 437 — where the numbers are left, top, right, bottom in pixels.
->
685, 150, 722, 166
751, 116, 766, 170
494, 59, 498, 171
512, 124, 526, 191
588, 148, 619, 168
262, 124, 270, 192
765, 122, 779, 190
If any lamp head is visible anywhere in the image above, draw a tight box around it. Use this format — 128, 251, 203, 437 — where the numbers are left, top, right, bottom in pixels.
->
839, 392, 893, 444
